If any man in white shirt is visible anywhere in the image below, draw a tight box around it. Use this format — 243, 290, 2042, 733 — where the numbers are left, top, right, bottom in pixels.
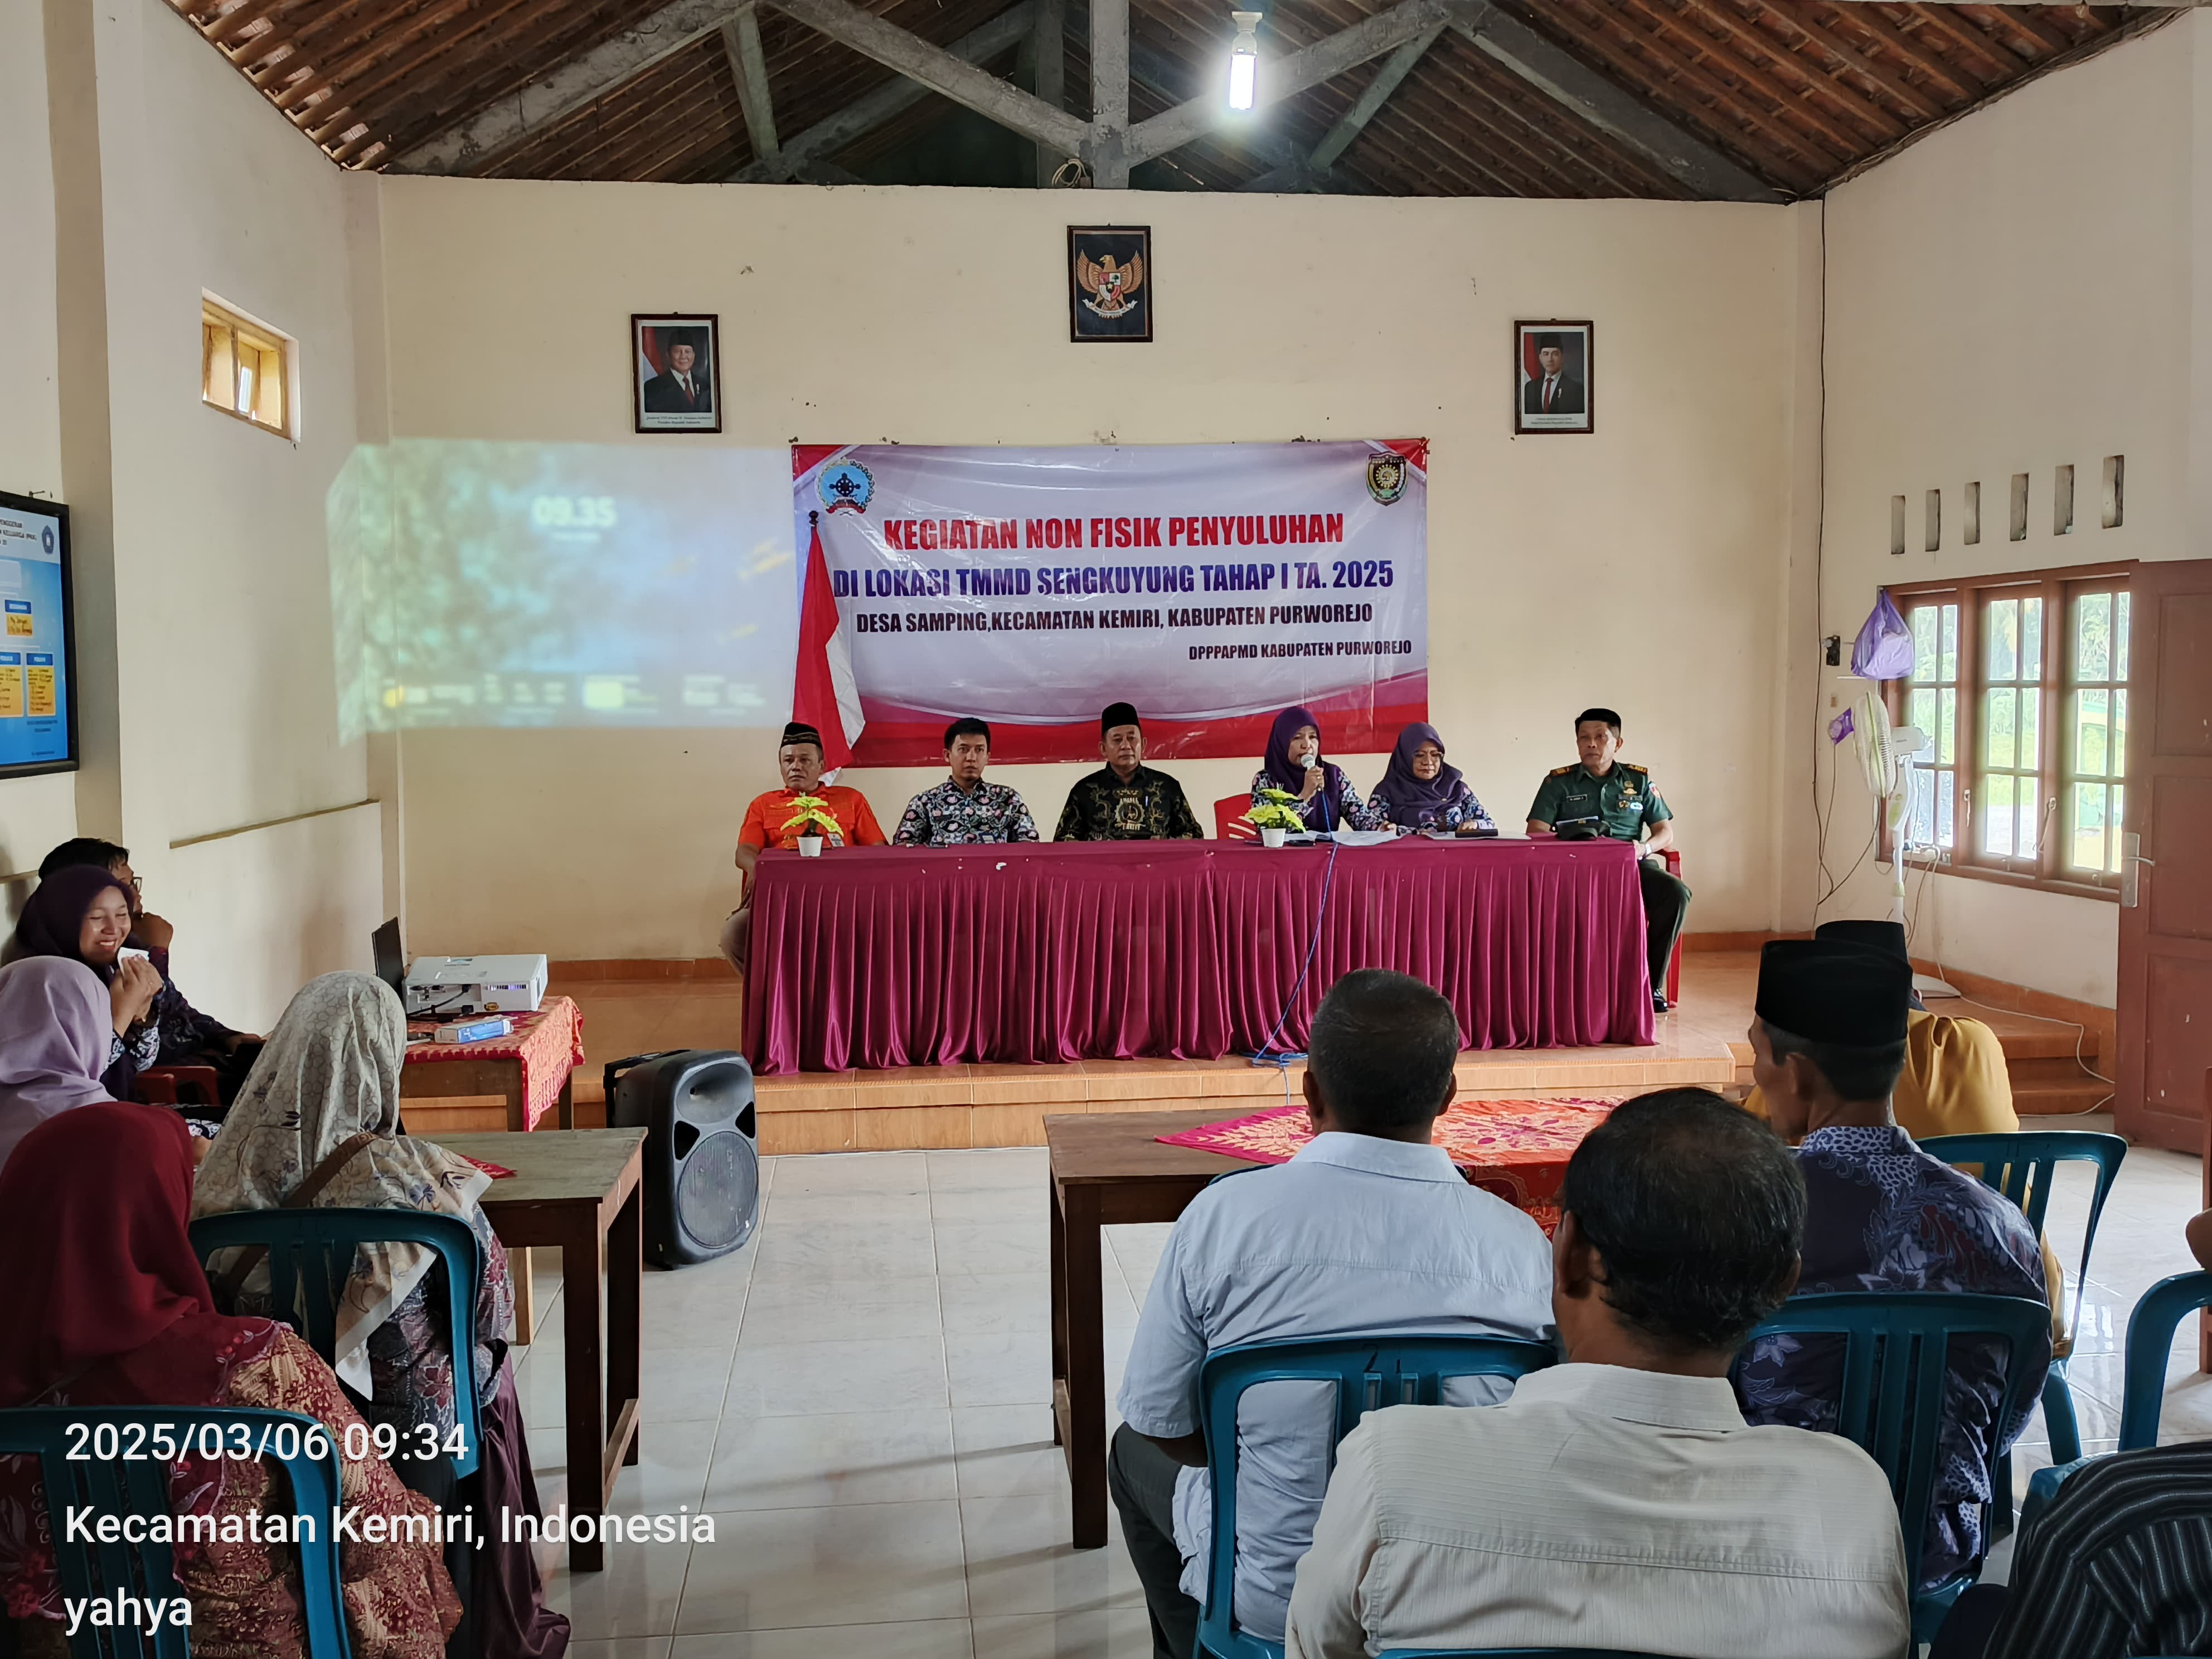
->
1284, 1088, 1911, 1659
1111, 968, 1554, 1659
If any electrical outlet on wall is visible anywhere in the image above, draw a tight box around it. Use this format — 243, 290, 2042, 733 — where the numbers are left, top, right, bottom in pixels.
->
1823, 635, 1842, 666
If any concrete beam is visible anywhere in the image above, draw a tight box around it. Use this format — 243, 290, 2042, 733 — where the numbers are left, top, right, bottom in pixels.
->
760, 0, 1088, 153
390, 0, 740, 173
1032, 0, 1066, 185
723, 3, 781, 164
1089, 0, 1129, 185
1308, 21, 1439, 171
725, 3, 1037, 181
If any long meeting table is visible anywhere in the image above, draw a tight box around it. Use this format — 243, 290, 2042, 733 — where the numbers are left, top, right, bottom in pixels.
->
745, 836, 1654, 1074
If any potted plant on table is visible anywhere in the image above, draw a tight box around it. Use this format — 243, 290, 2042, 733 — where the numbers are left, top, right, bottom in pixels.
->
1246, 788, 1306, 850
780, 795, 842, 857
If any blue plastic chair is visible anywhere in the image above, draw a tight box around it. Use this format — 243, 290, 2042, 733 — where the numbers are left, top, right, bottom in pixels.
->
1919, 1130, 2126, 1467
189, 1207, 483, 1477
0, 1405, 353, 1659
1748, 1291, 2050, 1644
1196, 1333, 1559, 1659
2021, 1270, 2212, 1529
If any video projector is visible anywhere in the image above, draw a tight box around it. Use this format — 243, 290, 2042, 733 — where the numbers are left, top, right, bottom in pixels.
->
404, 954, 549, 1018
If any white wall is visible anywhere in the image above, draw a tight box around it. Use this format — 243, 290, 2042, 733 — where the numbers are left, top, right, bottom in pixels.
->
375, 179, 1810, 960
0, 0, 79, 879
1815, 17, 2197, 1005
0, 0, 386, 1011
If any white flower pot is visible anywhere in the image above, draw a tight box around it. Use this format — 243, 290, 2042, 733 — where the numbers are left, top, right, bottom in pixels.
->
1259, 826, 1288, 849
797, 835, 824, 858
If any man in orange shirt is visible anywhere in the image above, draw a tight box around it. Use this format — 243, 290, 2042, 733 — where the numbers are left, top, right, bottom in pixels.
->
718, 722, 888, 973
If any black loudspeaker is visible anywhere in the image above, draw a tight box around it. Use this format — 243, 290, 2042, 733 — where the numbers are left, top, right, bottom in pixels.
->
603, 1050, 760, 1268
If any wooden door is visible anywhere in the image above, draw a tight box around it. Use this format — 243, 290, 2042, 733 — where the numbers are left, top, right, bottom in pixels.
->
2116, 559, 2212, 1152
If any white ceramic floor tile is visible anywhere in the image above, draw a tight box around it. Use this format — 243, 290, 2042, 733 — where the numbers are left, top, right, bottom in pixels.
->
542, 1539, 693, 1639
770, 1151, 931, 1197
703, 1408, 958, 1509
750, 1219, 940, 1281
945, 1331, 1054, 1409
739, 1273, 944, 1345
672, 1619, 976, 1659
725, 1335, 950, 1417
932, 1183, 1046, 1224
677, 1500, 970, 1632
939, 1273, 1051, 1336
642, 1346, 739, 1420
564, 1639, 675, 1659
928, 1149, 1048, 1191
971, 1608, 1156, 1659
958, 1491, 1145, 1619
608, 1418, 718, 1516
935, 1221, 1054, 1277
769, 1187, 935, 1225
952, 1405, 1071, 1500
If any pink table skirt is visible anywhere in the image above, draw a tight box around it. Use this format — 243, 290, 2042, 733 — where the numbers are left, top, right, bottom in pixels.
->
744, 839, 1653, 1075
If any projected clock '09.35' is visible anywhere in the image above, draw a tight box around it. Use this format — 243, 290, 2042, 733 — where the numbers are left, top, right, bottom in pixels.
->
530, 496, 618, 531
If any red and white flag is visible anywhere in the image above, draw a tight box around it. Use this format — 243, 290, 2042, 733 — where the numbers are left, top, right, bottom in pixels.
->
792, 519, 863, 777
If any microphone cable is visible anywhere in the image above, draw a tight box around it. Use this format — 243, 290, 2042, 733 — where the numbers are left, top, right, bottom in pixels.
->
1248, 757, 1341, 1068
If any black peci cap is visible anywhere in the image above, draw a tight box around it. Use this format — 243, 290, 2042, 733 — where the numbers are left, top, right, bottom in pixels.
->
1756, 939, 1913, 1045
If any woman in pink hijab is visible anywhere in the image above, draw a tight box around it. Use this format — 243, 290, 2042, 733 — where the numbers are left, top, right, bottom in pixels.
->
0, 955, 118, 1171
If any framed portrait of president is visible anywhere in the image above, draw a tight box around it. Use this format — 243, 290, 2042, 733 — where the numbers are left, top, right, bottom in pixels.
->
633, 314, 721, 433
1514, 319, 1593, 435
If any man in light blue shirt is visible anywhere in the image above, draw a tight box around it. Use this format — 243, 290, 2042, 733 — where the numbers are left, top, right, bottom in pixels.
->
1110, 968, 1555, 1659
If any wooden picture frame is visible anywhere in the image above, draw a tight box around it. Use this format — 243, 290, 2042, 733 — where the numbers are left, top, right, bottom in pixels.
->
1069, 226, 1152, 343
633, 313, 722, 434
1514, 319, 1594, 435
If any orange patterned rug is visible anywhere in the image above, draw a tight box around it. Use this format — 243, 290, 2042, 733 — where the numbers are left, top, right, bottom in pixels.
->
1156, 1097, 1622, 1234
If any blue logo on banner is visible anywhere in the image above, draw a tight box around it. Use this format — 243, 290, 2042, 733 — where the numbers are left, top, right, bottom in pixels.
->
818, 462, 875, 516
4, 602, 29, 614
41, 525, 54, 556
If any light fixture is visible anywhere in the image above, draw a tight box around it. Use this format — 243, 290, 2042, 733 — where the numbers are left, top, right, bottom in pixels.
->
1228, 10, 1261, 111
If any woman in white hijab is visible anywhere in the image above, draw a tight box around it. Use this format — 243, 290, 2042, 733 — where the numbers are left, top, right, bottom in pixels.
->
195, 971, 567, 1659
0, 957, 119, 1172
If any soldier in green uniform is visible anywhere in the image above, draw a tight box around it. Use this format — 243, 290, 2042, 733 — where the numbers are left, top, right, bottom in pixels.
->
1525, 706, 1691, 1012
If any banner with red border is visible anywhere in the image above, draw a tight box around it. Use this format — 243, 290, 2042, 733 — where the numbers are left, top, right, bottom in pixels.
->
792, 442, 1428, 766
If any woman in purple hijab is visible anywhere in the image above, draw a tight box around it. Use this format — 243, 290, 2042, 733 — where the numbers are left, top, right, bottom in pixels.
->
0, 957, 120, 1172
10, 864, 164, 1100
1249, 707, 1385, 832
1371, 722, 1497, 835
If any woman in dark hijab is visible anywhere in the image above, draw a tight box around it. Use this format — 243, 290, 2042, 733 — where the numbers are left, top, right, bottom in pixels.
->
1370, 722, 1497, 835
1249, 706, 1385, 832
9, 864, 164, 1099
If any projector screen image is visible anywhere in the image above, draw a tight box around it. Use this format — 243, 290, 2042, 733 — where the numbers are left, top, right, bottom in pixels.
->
331, 442, 795, 737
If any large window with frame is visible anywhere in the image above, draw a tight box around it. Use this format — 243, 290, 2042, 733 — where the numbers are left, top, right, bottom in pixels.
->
1884, 562, 2132, 896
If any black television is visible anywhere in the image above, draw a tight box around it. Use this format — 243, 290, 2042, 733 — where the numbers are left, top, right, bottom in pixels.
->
0, 491, 78, 777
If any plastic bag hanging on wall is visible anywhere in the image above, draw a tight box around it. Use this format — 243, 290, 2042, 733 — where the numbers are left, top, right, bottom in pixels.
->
1850, 589, 1914, 680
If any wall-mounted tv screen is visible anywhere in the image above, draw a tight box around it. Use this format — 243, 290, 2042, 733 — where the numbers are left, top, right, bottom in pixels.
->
0, 492, 77, 777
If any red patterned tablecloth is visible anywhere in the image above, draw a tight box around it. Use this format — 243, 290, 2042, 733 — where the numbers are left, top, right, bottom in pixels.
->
1156, 1096, 1619, 1233
403, 995, 586, 1131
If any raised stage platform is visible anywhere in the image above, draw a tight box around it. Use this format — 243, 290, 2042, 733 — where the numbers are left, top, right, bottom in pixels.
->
392, 949, 2108, 1150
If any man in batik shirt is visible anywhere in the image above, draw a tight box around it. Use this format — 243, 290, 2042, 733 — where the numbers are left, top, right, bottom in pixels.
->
1055, 702, 1205, 842
1736, 938, 2048, 1592
894, 717, 1040, 846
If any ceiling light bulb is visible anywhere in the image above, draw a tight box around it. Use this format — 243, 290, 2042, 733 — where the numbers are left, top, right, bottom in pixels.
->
1228, 11, 1261, 111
